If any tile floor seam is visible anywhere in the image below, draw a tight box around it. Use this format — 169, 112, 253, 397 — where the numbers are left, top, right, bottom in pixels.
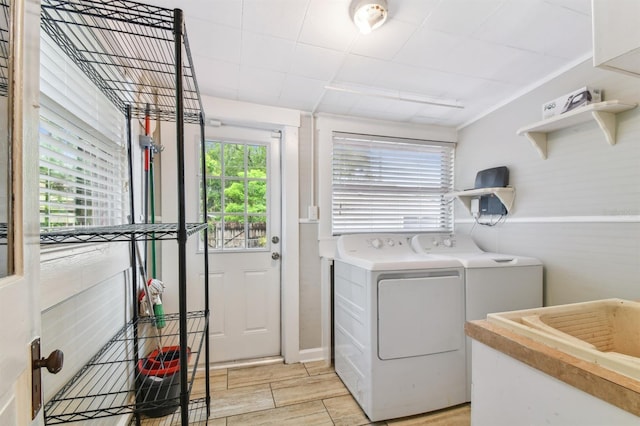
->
319, 397, 337, 426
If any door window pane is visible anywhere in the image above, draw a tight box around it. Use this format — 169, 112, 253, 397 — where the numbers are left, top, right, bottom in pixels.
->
203, 140, 269, 251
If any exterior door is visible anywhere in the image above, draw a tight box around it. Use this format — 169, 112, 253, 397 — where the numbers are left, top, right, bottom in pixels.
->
0, 0, 42, 424
203, 126, 281, 363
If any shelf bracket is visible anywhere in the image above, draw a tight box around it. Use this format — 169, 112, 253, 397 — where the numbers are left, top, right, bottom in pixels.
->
591, 110, 617, 145
523, 131, 548, 160
493, 191, 515, 213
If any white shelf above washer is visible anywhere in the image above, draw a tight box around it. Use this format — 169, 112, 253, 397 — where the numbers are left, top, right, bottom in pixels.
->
447, 187, 515, 215
516, 100, 637, 159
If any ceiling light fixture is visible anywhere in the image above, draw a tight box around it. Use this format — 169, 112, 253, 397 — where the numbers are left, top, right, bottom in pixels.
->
324, 82, 465, 109
350, 0, 388, 34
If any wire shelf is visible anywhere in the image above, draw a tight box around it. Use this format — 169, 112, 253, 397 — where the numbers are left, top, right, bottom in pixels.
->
40, 223, 207, 244
40, 0, 203, 123
44, 311, 208, 424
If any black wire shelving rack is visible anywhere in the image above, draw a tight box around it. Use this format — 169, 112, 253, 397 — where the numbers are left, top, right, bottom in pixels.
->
44, 312, 208, 424
39, 0, 211, 424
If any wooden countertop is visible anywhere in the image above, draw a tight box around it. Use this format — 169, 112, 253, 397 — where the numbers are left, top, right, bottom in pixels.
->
465, 319, 640, 417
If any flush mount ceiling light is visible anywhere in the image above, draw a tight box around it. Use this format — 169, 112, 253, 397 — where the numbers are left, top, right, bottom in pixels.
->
350, 0, 388, 34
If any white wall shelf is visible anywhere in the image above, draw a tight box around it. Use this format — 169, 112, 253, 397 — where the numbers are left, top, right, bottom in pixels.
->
516, 100, 637, 159
447, 187, 515, 215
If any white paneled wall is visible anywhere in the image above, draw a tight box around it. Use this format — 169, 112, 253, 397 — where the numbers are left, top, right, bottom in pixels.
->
41, 271, 130, 412
457, 58, 640, 306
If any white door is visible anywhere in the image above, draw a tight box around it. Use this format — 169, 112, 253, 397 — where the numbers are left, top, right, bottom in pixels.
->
0, 0, 41, 424
203, 126, 281, 363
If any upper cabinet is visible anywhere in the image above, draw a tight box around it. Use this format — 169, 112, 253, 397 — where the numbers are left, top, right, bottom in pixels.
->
593, 0, 640, 77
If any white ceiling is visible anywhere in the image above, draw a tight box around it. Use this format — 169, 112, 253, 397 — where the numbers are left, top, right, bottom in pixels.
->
141, 0, 593, 127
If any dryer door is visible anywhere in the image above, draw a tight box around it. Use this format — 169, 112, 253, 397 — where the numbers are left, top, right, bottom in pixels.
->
378, 271, 464, 360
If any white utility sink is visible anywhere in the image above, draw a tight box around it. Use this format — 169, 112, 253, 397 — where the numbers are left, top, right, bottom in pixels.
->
487, 298, 640, 380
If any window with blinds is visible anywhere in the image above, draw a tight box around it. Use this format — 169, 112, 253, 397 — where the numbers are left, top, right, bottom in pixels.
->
332, 132, 455, 235
39, 34, 126, 231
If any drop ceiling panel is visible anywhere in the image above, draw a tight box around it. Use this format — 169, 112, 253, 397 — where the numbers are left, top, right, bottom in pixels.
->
390, 0, 441, 25
290, 43, 345, 81
426, 0, 505, 37
238, 66, 286, 99
241, 0, 310, 39
279, 75, 327, 111
298, 0, 357, 51
188, 23, 242, 63
349, 19, 419, 61
241, 33, 296, 73
394, 28, 462, 69
333, 54, 387, 86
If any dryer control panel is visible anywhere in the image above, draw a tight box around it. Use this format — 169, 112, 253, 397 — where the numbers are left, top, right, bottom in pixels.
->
337, 233, 414, 258
411, 233, 482, 254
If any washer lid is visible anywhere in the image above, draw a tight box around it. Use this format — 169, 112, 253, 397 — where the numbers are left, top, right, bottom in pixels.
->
451, 252, 542, 268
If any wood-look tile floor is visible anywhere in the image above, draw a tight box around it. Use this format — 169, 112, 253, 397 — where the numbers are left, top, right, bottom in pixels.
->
186, 361, 471, 426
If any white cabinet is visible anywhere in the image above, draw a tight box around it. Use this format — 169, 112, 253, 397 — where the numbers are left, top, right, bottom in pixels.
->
593, 0, 640, 77
471, 340, 640, 425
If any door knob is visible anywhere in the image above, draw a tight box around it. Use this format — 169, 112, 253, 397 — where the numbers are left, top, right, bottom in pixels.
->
271, 252, 280, 260
34, 349, 64, 374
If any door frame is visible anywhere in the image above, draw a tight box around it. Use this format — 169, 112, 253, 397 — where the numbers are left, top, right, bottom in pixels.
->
168, 96, 301, 364
0, 0, 42, 424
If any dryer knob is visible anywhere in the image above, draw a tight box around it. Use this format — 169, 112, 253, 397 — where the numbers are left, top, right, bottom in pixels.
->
443, 238, 452, 247
371, 238, 382, 249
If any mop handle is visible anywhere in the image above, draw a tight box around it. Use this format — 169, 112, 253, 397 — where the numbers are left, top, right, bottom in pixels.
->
134, 242, 164, 355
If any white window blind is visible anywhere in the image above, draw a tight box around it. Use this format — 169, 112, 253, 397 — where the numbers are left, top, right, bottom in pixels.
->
39, 34, 126, 231
332, 132, 455, 235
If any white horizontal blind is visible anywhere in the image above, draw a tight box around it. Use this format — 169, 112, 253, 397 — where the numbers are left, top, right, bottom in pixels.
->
39, 34, 126, 231
332, 132, 455, 235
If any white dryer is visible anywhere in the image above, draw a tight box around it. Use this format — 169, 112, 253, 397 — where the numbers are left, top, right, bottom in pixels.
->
334, 233, 467, 422
411, 233, 543, 400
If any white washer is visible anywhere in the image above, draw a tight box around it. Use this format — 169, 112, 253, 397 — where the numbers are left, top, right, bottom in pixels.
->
411, 233, 543, 400
334, 233, 467, 422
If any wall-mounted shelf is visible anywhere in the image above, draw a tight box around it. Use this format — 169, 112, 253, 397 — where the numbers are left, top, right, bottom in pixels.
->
447, 187, 515, 215
516, 100, 637, 159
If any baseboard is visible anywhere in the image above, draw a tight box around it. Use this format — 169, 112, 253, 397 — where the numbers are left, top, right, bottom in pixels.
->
299, 347, 325, 363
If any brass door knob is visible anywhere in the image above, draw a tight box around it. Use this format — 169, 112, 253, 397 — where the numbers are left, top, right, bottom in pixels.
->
34, 349, 64, 374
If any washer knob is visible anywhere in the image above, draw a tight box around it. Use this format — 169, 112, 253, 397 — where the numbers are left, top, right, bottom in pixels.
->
371, 238, 382, 249
443, 238, 452, 247
386, 239, 395, 247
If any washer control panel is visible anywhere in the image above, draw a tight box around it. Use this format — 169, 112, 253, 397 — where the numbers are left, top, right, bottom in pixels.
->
411, 233, 481, 254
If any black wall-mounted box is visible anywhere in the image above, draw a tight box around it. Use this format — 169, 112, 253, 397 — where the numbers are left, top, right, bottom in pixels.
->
474, 166, 509, 215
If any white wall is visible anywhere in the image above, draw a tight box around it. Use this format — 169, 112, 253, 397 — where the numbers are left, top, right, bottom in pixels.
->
456, 58, 640, 305
39, 116, 144, 404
